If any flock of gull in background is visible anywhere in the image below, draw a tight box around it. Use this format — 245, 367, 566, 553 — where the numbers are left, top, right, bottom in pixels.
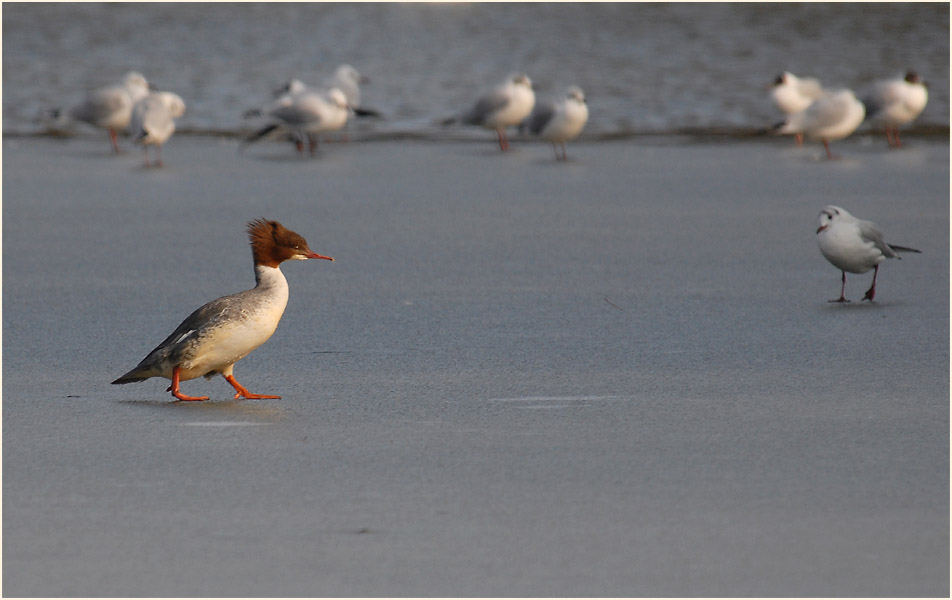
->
47, 64, 929, 165
47, 64, 928, 302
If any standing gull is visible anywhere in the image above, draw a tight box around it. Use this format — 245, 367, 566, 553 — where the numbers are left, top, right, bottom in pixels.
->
525, 85, 589, 161
460, 73, 535, 151
769, 71, 823, 144
129, 91, 186, 167
54, 71, 150, 152
243, 87, 350, 156
324, 64, 378, 116
816, 205, 920, 302
773, 89, 865, 159
863, 71, 929, 148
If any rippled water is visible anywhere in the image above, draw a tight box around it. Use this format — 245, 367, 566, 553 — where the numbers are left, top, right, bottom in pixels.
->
3, 3, 949, 137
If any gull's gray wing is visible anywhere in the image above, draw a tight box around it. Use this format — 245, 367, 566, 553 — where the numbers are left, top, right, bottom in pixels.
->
70, 87, 127, 125
270, 103, 318, 128
857, 219, 899, 258
462, 88, 510, 125
525, 101, 556, 135
807, 93, 854, 129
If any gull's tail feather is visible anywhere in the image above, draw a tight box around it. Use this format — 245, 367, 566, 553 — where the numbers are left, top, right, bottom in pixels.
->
889, 244, 922, 254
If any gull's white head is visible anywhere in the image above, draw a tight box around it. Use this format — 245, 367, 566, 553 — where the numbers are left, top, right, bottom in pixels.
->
565, 85, 586, 103
510, 73, 533, 89
336, 64, 367, 85
817, 205, 853, 234
327, 88, 349, 109
275, 79, 307, 98
123, 71, 150, 97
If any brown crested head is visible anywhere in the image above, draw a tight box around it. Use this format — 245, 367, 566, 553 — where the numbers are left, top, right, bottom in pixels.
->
246, 218, 334, 268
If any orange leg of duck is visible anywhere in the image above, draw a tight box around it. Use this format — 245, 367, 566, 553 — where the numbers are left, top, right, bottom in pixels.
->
225, 374, 281, 400
167, 365, 209, 401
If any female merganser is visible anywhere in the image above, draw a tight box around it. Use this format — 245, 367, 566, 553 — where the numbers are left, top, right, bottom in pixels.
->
112, 218, 333, 401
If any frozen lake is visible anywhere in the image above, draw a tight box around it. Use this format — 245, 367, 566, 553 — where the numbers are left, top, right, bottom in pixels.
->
2, 133, 949, 596
2, 3, 949, 595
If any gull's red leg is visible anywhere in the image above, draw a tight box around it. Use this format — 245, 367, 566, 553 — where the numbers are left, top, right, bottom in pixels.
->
862, 265, 879, 302
829, 271, 850, 303
225, 374, 281, 400
496, 128, 510, 151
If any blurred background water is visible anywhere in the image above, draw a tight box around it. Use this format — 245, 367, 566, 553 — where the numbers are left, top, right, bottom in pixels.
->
2, 2, 949, 139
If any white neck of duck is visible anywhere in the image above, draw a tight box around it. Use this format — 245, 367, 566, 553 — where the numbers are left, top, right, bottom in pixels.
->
253, 264, 290, 310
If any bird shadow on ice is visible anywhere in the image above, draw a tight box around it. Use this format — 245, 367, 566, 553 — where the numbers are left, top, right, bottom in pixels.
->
818, 299, 907, 311
238, 151, 339, 163
114, 396, 288, 422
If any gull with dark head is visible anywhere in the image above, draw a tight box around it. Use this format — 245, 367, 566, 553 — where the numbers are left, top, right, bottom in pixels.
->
863, 71, 929, 148
769, 71, 823, 144
770, 71, 824, 115
816, 205, 920, 302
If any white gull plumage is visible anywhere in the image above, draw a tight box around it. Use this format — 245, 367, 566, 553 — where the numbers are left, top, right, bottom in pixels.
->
774, 89, 865, 159
525, 85, 589, 161
243, 87, 350, 156
862, 71, 929, 148
460, 73, 535, 151
815, 205, 920, 302
55, 71, 151, 152
130, 91, 186, 167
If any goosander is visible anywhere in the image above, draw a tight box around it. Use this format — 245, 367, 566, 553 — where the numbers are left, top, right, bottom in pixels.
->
243, 87, 350, 156
816, 205, 920, 303
54, 71, 150, 153
112, 218, 333, 401
130, 91, 186, 167
460, 73, 535, 151
769, 71, 823, 145
863, 71, 929, 148
773, 89, 865, 159
525, 85, 589, 161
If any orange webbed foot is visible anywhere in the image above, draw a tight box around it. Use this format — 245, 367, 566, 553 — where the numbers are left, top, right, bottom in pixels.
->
168, 366, 209, 401
225, 374, 281, 400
